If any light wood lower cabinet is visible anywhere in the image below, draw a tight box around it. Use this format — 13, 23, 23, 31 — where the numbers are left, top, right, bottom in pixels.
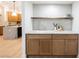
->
40, 39, 51, 55
65, 40, 77, 55
27, 39, 39, 55
26, 34, 78, 57
52, 40, 65, 55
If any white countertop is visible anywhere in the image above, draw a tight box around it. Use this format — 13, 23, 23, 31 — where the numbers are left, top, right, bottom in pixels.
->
4, 25, 22, 28
27, 30, 78, 34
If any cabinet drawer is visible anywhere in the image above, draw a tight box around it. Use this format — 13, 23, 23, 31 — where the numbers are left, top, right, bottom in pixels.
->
64, 34, 77, 40
53, 34, 77, 40
53, 34, 65, 40
27, 34, 51, 40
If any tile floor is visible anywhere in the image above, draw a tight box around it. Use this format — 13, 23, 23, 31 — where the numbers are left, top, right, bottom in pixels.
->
0, 35, 21, 58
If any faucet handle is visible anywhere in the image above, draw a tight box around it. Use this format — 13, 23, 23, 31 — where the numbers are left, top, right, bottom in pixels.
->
57, 25, 64, 31
53, 23, 57, 27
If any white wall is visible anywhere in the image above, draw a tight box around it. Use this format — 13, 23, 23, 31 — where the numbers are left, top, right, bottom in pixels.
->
33, 4, 72, 31
72, 2, 79, 32
72, 2, 79, 57
0, 7, 5, 26
24, 2, 33, 33
22, 2, 33, 58
33, 4, 72, 17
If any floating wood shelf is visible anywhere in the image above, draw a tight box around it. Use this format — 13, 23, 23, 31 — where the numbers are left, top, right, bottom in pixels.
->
31, 17, 73, 19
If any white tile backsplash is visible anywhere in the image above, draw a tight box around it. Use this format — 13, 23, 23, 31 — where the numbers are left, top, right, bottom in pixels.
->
32, 19, 72, 31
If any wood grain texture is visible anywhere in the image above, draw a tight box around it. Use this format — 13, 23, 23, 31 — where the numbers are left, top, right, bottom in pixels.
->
26, 34, 78, 57
27, 39, 39, 55
40, 39, 51, 55
53, 34, 77, 40
52, 40, 65, 55
28, 34, 51, 40
7, 11, 21, 22
0, 26, 3, 35
65, 40, 77, 55
0, 36, 21, 58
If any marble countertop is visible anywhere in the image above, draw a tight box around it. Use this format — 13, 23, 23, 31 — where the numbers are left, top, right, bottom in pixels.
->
26, 30, 78, 34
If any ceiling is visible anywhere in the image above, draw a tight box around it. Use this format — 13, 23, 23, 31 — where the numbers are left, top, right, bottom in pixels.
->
31, 1, 74, 4
0, 1, 22, 12
0, 1, 73, 7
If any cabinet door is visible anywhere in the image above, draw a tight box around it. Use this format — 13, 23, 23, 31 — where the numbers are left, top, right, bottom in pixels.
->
0, 26, 3, 35
40, 39, 51, 55
52, 39, 65, 55
27, 39, 39, 55
65, 40, 77, 55
7, 11, 21, 22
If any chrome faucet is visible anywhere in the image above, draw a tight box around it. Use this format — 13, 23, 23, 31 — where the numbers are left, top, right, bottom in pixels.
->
53, 23, 64, 31
53, 23, 58, 30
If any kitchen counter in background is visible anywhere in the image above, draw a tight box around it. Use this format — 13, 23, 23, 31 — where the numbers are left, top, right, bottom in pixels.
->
27, 30, 78, 34
3, 26, 22, 40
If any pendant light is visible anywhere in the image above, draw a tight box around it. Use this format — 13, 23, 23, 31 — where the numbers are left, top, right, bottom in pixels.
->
12, 1, 17, 16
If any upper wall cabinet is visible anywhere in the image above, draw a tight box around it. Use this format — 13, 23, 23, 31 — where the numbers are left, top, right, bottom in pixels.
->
7, 11, 21, 22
